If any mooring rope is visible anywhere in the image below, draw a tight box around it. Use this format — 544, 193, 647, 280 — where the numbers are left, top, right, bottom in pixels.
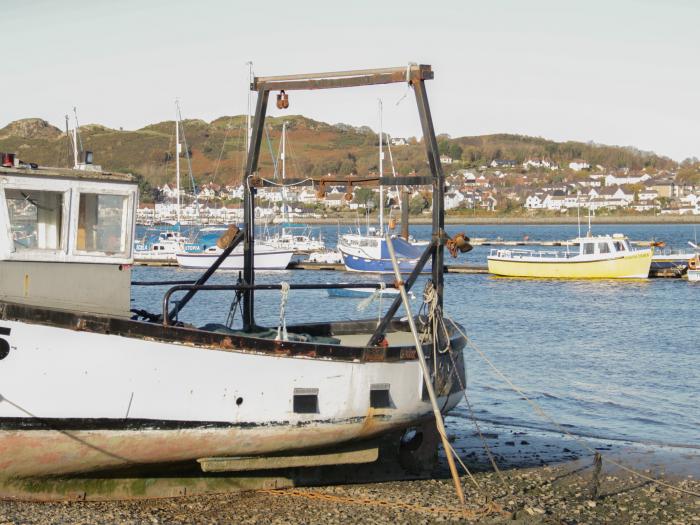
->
276, 282, 290, 341
356, 282, 386, 326
445, 346, 507, 489
445, 316, 700, 499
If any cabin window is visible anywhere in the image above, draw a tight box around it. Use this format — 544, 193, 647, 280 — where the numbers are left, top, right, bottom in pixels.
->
614, 241, 627, 251
75, 193, 129, 255
583, 243, 595, 255
360, 238, 378, 248
4, 189, 64, 251
598, 242, 610, 254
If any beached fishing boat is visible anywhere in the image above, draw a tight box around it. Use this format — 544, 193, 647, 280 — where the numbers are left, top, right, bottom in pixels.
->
0, 65, 467, 479
488, 234, 653, 279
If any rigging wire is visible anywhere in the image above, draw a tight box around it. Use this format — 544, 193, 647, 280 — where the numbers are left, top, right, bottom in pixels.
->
210, 116, 243, 187
176, 104, 197, 196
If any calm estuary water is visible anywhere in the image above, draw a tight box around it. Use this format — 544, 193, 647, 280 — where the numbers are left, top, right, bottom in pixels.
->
132, 223, 699, 452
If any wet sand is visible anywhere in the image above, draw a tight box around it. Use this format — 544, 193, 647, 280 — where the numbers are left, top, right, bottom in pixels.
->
1, 423, 697, 524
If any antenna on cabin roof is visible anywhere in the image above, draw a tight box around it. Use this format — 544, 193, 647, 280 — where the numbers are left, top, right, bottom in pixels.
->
64, 115, 73, 167
73, 107, 83, 156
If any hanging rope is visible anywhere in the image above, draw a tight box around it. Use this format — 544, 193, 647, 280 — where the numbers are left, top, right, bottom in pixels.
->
419, 281, 451, 354
394, 62, 417, 106
356, 283, 386, 326
445, 345, 507, 489
276, 282, 290, 341
444, 316, 700, 499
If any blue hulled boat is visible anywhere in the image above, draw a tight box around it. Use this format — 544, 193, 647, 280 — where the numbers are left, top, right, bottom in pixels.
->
338, 233, 431, 274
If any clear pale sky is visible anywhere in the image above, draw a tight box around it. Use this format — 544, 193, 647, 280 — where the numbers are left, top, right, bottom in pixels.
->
3, 0, 698, 161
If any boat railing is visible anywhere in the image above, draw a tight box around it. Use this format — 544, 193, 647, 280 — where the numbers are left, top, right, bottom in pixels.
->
144, 281, 397, 326
490, 248, 575, 259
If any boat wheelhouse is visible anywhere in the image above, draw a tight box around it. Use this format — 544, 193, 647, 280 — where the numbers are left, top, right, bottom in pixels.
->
487, 234, 653, 279
0, 65, 467, 480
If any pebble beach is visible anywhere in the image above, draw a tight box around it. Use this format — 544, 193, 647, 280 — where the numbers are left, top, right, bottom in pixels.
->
2, 425, 697, 524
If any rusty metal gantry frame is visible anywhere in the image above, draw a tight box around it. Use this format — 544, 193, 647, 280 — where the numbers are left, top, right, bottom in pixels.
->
242, 65, 446, 342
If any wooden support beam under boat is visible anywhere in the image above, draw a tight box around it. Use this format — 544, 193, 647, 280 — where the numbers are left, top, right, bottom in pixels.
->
198, 445, 379, 473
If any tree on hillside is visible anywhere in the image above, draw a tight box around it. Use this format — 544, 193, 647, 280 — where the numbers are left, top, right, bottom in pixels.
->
354, 187, 378, 209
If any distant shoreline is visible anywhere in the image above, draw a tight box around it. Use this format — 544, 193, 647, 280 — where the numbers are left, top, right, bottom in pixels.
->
299, 215, 700, 226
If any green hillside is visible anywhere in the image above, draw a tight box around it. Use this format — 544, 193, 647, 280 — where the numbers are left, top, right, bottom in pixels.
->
0, 116, 678, 200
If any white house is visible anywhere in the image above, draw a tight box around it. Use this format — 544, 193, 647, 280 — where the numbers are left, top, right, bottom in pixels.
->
524, 193, 545, 209
490, 159, 517, 169
440, 154, 453, 165
637, 189, 659, 202
390, 137, 408, 146
563, 195, 582, 209
569, 161, 591, 171
542, 194, 566, 211
160, 183, 178, 199
522, 159, 554, 170
604, 173, 651, 186
444, 191, 465, 210
225, 184, 245, 200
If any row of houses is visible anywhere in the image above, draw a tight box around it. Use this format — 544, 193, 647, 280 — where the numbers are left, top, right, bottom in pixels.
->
524, 186, 700, 214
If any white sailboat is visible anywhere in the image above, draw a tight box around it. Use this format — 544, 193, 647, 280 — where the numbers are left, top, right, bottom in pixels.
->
134, 101, 194, 262
175, 66, 293, 271
263, 122, 326, 253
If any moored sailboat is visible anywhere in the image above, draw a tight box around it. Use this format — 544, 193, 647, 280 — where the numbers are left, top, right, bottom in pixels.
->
338, 100, 429, 274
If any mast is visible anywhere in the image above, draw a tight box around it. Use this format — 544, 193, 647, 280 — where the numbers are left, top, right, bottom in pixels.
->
175, 101, 181, 225
577, 192, 581, 238
281, 121, 288, 223
378, 99, 384, 232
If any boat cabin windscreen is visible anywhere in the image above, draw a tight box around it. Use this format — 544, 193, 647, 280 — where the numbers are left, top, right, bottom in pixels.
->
75, 193, 130, 256
0, 171, 137, 264
5, 188, 65, 252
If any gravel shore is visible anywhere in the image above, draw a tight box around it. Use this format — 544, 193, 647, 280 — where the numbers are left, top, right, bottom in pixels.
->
0, 462, 697, 524
1, 424, 698, 524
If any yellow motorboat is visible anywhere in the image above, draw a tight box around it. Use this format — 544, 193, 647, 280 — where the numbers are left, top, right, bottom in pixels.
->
487, 234, 653, 279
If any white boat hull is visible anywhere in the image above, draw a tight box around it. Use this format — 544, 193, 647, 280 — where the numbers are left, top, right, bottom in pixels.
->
176, 247, 294, 270
0, 317, 464, 477
688, 269, 700, 282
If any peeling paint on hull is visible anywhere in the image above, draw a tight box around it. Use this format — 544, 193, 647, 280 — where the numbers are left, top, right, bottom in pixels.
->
0, 312, 466, 478
0, 397, 462, 477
